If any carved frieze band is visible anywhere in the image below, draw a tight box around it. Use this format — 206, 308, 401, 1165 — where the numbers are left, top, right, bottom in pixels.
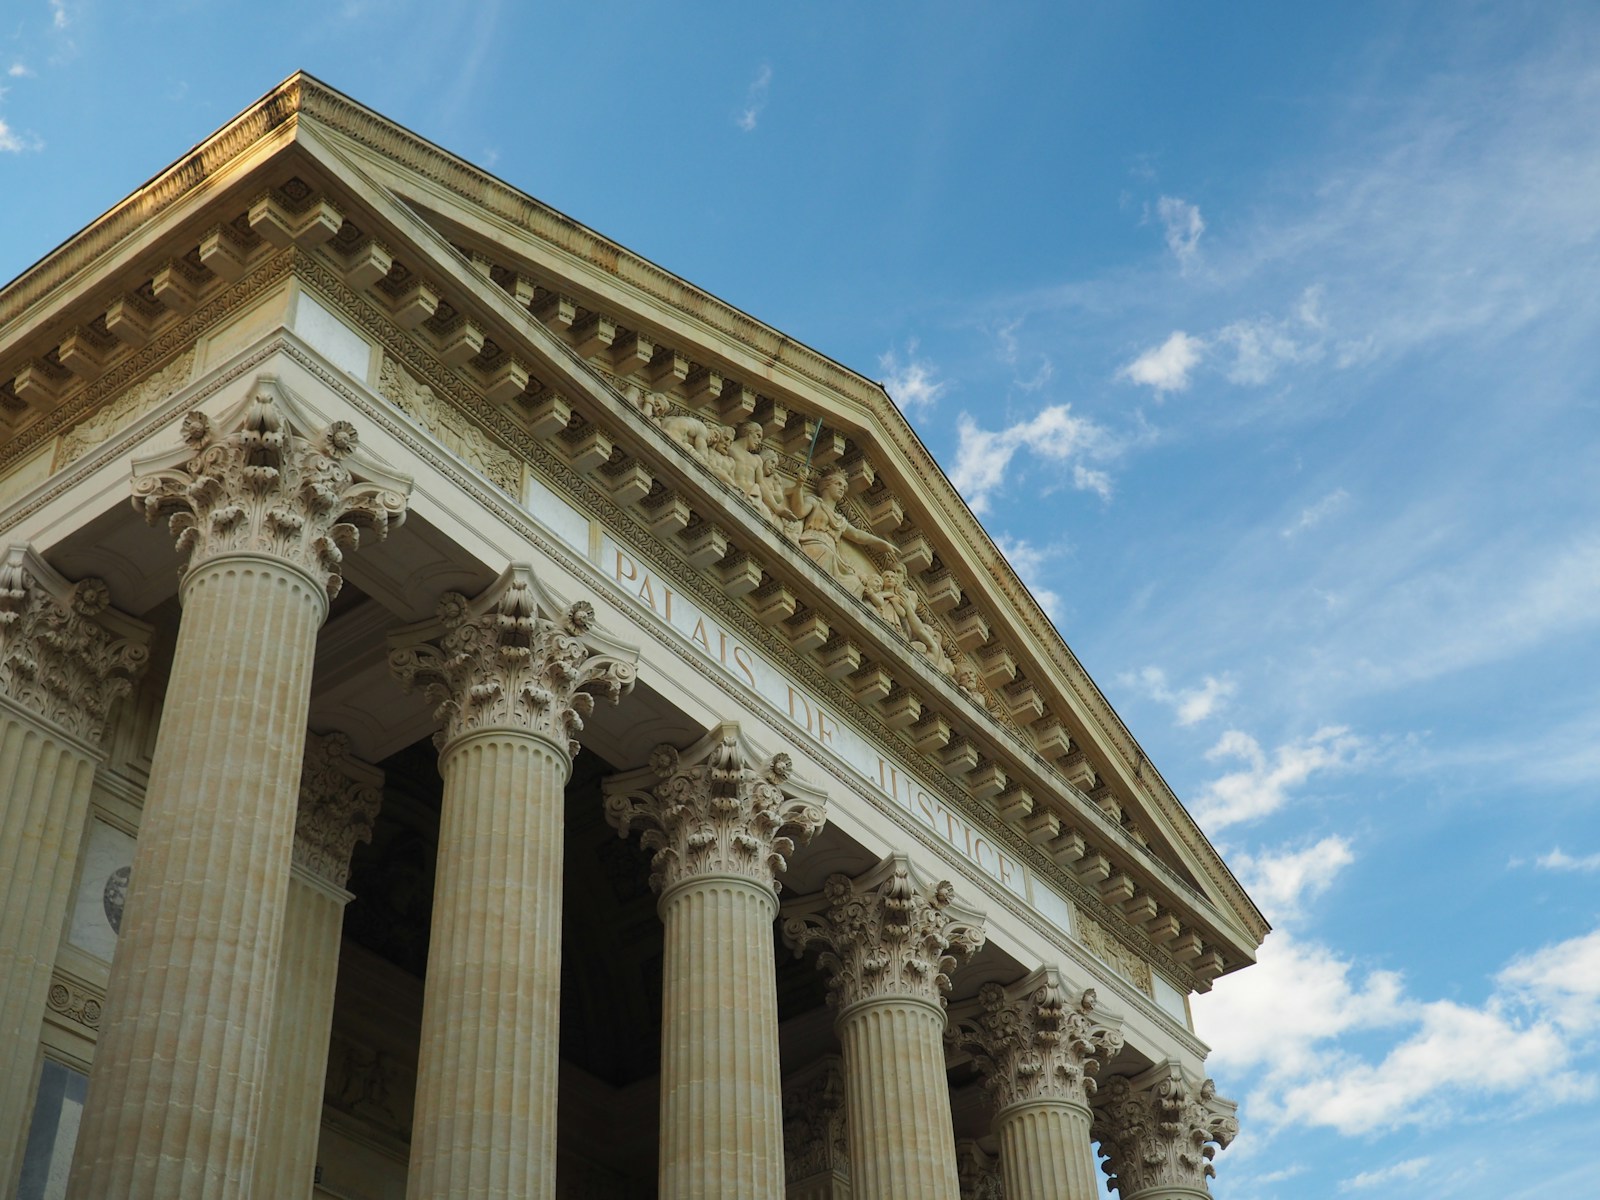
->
0, 544, 150, 746
781, 853, 986, 1012
46, 974, 104, 1033
949, 966, 1124, 1114
130, 379, 411, 598
1092, 1064, 1238, 1198
296, 731, 383, 889
388, 562, 638, 757
601, 722, 827, 895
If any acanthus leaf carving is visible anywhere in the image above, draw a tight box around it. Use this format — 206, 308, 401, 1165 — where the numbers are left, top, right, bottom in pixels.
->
781, 852, 985, 1012
1092, 1064, 1238, 1198
956, 1139, 1005, 1200
601, 721, 827, 895
129, 378, 411, 598
781, 1055, 850, 1185
54, 349, 196, 470
295, 730, 383, 888
388, 563, 638, 757
949, 966, 1125, 1114
0, 544, 150, 746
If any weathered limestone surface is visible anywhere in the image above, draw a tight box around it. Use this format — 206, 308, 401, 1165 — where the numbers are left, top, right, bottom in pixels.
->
1092, 1064, 1238, 1200
67, 386, 407, 1200
0, 547, 147, 1193
782, 855, 985, 1200
950, 967, 1123, 1200
390, 565, 635, 1200
250, 732, 381, 1198
604, 724, 827, 1199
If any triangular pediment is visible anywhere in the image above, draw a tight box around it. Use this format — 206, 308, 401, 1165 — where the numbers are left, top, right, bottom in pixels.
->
0, 72, 1266, 989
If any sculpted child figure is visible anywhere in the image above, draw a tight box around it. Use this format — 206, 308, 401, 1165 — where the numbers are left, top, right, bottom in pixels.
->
787, 466, 898, 599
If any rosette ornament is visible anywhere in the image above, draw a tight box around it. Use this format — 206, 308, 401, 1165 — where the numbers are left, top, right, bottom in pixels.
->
602, 722, 828, 895
130, 379, 410, 598
389, 563, 638, 757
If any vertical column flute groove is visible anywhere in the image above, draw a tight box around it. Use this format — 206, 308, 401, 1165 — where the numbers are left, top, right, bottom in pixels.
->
68, 558, 325, 1199
996, 1098, 1099, 1200
603, 723, 827, 1200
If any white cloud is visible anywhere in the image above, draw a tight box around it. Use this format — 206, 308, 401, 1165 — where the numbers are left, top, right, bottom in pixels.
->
1341, 1156, 1432, 1191
879, 340, 945, 412
1282, 488, 1349, 539
0, 118, 41, 154
993, 534, 1063, 620
1233, 835, 1355, 924
1498, 927, 1600, 1034
951, 404, 1113, 514
1193, 726, 1366, 830
736, 64, 771, 132
1532, 847, 1600, 873
1198, 924, 1600, 1138
1156, 195, 1205, 267
8, 63, 34, 78
1215, 286, 1330, 385
1127, 666, 1236, 726
1119, 330, 1204, 395
50, 0, 68, 30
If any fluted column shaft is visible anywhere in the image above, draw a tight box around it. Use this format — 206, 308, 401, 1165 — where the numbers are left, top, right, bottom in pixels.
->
405, 728, 568, 1200
838, 995, 960, 1198
249, 867, 349, 1198
68, 555, 326, 1199
658, 874, 784, 1199
0, 704, 97, 1190
996, 1097, 1099, 1200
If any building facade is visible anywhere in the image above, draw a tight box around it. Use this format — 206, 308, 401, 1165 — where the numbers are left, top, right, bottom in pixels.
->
0, 74, 1265, 1200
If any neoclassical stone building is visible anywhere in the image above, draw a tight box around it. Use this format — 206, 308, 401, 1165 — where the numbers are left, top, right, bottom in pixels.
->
0, 74, 1265, 1200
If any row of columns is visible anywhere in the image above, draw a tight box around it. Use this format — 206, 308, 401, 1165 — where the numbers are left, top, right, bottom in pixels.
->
0, 385, 1237, 1200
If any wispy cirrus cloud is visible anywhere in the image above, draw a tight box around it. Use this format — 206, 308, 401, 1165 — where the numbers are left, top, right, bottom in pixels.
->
1156, 195, 1205, 268
1193, 726, 1367, 830
879, 339, 944, 412
1531, 848, 1600, 873
1283, 488, 1350, 540
1125, 665, 1236, 726
736, 64, 772, 132
0, 118, 42, 154
1341, 1157, 1432, 1191
993, 534, 1063, 620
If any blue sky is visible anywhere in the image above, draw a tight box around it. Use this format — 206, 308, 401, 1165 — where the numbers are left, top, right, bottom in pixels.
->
5, 3, 1598, 1196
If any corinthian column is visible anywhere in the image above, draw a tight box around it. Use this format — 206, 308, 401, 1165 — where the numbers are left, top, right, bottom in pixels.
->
1092, 1063, 1238, 1200
0, 548, 148, 1193
603, 724, 827, 1200
950, 968, 1124, 1200
251, 731, 382, 1199
68, 383, 410, 1200
782, 855, 985, 1200
390, 566, 637, 1200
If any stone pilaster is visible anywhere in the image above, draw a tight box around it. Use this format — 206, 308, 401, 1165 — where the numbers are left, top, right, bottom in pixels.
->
950, 968, 1123, 1200
1092, 1063, 1238, 1200
67, 383, 409, 1200
390, 565, 636, 1200
782, 855, 985, 1200
251, 731, 382, 1199
782, 1056, 851, 1200
0, 547, 148, 1195
604, 723, 827, 1200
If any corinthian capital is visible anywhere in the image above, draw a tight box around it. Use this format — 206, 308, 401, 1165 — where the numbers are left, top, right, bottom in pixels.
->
1092, 1063, 1238, 1198
949, 967, 1125, 1113
295, 731, 383, 889
0, 545, 150, 746
130, 379, 411, 598
781, 853, 985, 1013
781, 1056, 849, 1186
602, 722, 827, 896
389, 563, 639, 757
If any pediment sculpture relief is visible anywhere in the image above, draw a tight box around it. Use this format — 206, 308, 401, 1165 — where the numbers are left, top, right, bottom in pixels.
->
629, 387, 983, 686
